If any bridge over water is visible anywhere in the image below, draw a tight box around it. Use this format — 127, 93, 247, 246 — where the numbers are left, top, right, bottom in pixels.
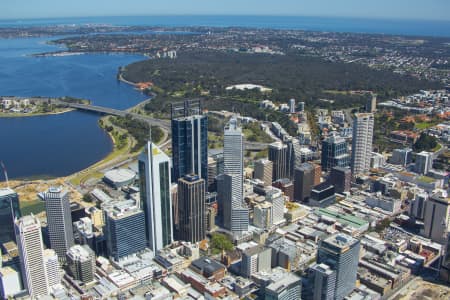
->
58, 101, 270, 151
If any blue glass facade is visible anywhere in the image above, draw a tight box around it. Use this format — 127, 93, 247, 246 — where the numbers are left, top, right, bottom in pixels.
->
106, 210, 147, 261
172, 115, 208, 182
321, 137, 350, 171
0, 189, 21, 245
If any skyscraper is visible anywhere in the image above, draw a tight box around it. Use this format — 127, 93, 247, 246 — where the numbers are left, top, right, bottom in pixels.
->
254, 159, 273, 186
366, 94, 377, 113
321, 135, 350, 171
104, 200, 147, 261
139, 141, 173, 252
43, 249, 61, 288
171, 100, 208, 182
15, 215, 49, 298
219, 117, 249, 234
289, 98, 296, 114
43, 187, 74, 263
66, 245, 96, 284
177, 174, 206, 243
269, 142, 292, 181
351, 113, 374, 176
294, 163, 315, 202
310, 263, 336, 300
0, 188, 21, 245
423, 193, 450, 244
317, 233, 360, 300
415, 151, 433, 175
328, 167, 351, 194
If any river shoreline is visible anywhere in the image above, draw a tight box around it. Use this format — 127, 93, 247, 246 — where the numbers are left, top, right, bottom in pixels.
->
0, 108, 74, 118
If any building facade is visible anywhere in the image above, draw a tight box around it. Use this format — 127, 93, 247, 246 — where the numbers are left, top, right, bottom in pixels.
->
254, 159, 273, 186
317, 234, 360, 300
177, 174, 206, 243
351, 113, 374, 176
15, 215, 49, 298
423, 193, 450, 244
104, 201, 147, 261
171, 100, 208, 182
321, 135, 350, 171
219, 118, 249, 234
294, 163, 315, 202
43, 187, 74, 263
0, 188, 21, 245
66, 245, 96, 283
139, 141, 173, 252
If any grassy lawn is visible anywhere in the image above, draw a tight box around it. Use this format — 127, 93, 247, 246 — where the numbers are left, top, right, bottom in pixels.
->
20, 199, 45, 215
415, 122, 433, 130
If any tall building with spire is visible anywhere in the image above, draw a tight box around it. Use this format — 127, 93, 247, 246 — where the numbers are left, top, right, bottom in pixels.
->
139, 141, 173, 252
219, 117, 248, 234
171, 100, 208, 182
43, 187, 74, 263
15, 215, 49, 298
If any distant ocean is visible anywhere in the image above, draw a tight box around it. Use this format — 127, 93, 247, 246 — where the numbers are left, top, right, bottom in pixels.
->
0, 15, 449, 38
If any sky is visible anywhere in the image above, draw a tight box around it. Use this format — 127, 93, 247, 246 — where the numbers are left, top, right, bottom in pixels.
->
1, 0, 450, 21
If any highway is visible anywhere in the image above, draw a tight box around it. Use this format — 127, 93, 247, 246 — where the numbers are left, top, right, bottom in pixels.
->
58, 100, 271, 151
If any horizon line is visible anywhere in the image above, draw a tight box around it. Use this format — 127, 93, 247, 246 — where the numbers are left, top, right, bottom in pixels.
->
1, 14, 450, 23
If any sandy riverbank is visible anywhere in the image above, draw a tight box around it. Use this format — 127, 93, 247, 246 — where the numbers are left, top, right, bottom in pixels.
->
0, 108, 74, 118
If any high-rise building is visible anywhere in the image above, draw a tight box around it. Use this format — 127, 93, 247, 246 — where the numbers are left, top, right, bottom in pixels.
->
15, 215, 49, 298
410, 192, 427, 221
312, 164, 321, 186
43, 187, 74, 263
104, 200, 147, 261
241, 246, 271, 278
391, 148, 413, 167
272, 178, 294, 202
265, 273, 302, 300
171, 100, 208, 182
298, 102, 305, 112
366, 94, 377, 113
0, 267, 21, 299
423, 193, 450, 244
294, 163, 315, 202
328, 167, 351, 194
207, 157, 217, 191
317, 233, 360, 300
321, 135, 350, 171
219, 174, 249, 233
43, 249, 61, 288
351, 113, 374, 176
310, 263, 336, 300
177, 174, 206, 243
0, 188, 21, 245
139, 141, 173, 252
269, 142, 292, 181
254, 159, 273, 186
219, 118, 249, 234
415, 151, 433, 175
266, 189, 285, 225
253, 202, 273, 229
289, 98, 296, 114
66, 245, 96, 284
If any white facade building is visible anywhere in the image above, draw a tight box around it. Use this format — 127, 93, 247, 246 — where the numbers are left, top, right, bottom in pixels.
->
15, 215, 49, 298
351, 113, 374, 176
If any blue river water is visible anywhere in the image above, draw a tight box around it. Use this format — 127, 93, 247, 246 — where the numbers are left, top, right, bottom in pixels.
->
0, 37, 147, 180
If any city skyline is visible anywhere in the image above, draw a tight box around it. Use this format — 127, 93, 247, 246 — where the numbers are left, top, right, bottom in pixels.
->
1, 0, 450, 21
